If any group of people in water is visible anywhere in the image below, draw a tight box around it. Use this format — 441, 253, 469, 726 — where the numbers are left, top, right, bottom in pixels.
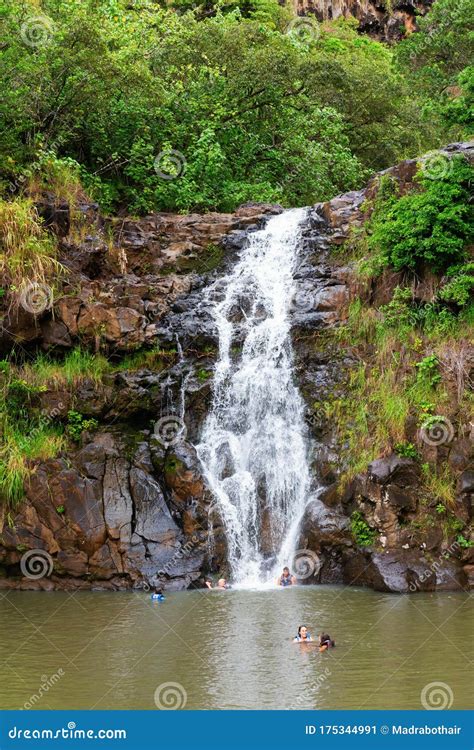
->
203, 566, 335, 651
204, 565, 297, 590
153, 566, 335, 650
293, 625, 335, 651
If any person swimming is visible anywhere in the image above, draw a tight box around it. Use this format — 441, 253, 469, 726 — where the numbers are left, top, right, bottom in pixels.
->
318, 632, 335, 651
293, 625, 313, 642
205, 578, 230, 590
277, 566, 297, 587
150, 588, 165, 601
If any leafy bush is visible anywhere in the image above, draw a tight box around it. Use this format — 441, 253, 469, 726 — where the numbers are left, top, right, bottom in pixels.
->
367, 156, 473, 273
439, 263, 474, 307
456, 534, 474, 549
395, 442, 418, 459
415, 355, 441, 387
395, 0, 473, 138
66, 411, 99, 443
350, 511, 377, 547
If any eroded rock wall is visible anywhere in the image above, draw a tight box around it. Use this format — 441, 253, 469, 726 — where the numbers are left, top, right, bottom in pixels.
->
295, 0, 434, 41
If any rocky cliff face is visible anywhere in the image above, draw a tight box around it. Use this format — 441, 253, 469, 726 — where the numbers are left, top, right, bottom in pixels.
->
295, 0, 434, 41
0, 204, 278, 591
292, 142, 474, 592
0, 144, 472, 593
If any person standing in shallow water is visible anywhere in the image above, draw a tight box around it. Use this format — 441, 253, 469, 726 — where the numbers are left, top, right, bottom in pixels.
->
276, 566, 297, 586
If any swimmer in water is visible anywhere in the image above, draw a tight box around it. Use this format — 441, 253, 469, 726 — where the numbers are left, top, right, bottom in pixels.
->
318, 632, 335, 651
205, 578, 230, 590
276, 566, 297, 587
293, 625, 313, 642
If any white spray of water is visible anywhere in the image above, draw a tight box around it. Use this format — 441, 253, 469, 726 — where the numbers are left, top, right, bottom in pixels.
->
196, 209, 312, 587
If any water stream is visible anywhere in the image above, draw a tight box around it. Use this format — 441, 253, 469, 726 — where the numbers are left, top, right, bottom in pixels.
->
196, 209, 312, 585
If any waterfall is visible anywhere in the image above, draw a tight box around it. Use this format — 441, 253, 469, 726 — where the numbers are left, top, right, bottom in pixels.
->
196, 208, 311, 586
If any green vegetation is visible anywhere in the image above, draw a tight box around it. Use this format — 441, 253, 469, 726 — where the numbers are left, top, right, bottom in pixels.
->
456, 534, 474, 549
395, 0, 473, 137
66, 411, 99, 443
0, 362, 66, 506
0, 197, 64, 306
366, 157, 473, 273
394, 442, 418, 460
22, 348, 111, 387
325, 136, 472, 526
350, 511, 377, 547
0, 0, 455, 215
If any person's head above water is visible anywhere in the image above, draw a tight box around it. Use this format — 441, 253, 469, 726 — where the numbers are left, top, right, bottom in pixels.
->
298, 625, 309, 639
318, 632, 335, 649
282, 567, 291, 577
217, 578, 227, 588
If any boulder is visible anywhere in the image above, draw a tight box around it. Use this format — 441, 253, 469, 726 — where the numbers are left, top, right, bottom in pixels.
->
368, 455, 418, 486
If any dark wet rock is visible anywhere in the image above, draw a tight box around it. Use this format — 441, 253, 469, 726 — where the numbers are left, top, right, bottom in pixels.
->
458, 470, 474, 494
343, 550, 433, 593
0, 430, 214, 591
385, 484, 417, 512
463, 565, 474, 590
368, 456, 419, 486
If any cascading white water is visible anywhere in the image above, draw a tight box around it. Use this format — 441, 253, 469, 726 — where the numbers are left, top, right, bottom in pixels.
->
196, 208, 312, 586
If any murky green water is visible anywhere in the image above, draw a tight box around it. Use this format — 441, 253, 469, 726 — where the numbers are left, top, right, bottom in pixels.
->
0, 587, 472, 710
